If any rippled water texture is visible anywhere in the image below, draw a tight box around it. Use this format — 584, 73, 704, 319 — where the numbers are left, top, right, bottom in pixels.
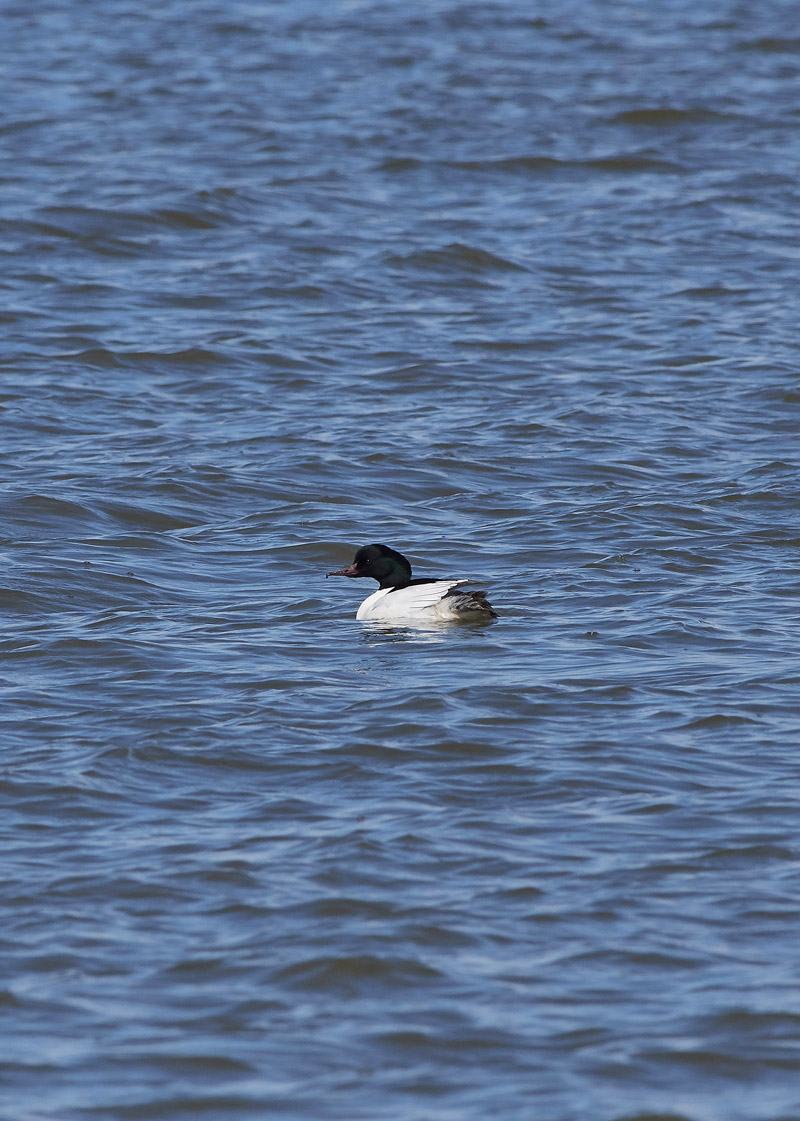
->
3, 1, 800, 1119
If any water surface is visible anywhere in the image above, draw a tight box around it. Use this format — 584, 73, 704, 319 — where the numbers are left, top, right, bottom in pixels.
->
3, 2, 800, 1119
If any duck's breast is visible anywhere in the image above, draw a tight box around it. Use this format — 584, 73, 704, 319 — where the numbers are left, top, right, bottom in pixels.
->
355, 587, 393, 620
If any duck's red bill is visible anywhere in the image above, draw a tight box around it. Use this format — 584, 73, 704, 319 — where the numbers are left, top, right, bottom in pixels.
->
327, 563, 359, 577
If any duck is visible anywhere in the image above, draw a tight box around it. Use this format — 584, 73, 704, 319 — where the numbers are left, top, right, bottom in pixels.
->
327, 543, 497, 622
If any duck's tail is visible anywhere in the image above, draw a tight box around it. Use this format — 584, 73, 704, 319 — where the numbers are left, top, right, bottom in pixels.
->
435, 587, 498, 621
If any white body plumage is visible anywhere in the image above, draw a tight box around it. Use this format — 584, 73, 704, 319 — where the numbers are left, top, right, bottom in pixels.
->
356, 579, 473, 621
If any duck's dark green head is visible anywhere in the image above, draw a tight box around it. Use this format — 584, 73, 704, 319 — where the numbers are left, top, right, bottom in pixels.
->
327, 543, 413, 588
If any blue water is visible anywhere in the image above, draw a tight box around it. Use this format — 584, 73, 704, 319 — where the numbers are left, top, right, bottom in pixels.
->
3, 2, 800, 1119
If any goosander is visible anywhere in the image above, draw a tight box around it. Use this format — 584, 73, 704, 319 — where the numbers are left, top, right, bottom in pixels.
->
327, 543, 497, 622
